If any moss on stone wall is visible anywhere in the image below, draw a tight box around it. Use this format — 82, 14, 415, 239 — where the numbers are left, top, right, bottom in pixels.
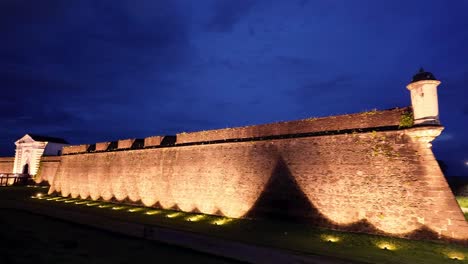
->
399, 111, 414, 128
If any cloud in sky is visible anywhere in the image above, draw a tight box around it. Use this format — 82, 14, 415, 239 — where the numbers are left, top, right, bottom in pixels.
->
1, 0, 467, 174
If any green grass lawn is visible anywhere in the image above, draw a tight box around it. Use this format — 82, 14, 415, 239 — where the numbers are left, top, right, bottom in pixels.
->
456, 196, 468, 220
0, 209, 239, 264
2, 187, 468, 264
457, 197, 468, 208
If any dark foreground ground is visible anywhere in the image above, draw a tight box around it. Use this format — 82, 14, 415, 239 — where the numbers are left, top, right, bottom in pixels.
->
0, 209, 240, 264
2, 187, 468, 264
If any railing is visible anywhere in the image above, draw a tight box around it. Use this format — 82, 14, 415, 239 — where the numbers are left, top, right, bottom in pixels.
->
0, 173, 31, 187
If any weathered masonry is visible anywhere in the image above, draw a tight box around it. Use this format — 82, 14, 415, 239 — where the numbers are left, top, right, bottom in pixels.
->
5, 69, 467, 243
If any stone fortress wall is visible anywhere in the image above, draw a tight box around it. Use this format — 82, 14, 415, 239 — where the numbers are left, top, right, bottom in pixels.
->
35, 156, 62, 183
0, 156, 61, 184
47, 106, 468, 242
0, 157, 14, 173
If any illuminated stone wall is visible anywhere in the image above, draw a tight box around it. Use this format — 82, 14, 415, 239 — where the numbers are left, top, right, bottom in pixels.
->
49, 119, 468, 242
0, 157, 14, 173
62, 144, 89, 155
35, 156, 61, 183
177, 107, 408, 144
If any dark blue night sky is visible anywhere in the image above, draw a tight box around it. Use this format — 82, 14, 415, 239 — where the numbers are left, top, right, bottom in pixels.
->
1, 0, 467, 175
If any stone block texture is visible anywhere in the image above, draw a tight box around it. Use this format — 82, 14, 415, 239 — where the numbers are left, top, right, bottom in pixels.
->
49, 124, 468, 242
176, 107, 409, 144
63, 145, 89, 155
0, 157, 14, 173
95, 142, 111, 151
144, 136, 163, 147
35, 156, 61, 183
118, 139, 135, 149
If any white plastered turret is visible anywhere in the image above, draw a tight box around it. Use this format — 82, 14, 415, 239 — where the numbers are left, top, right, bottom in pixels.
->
406, 68, 441, 125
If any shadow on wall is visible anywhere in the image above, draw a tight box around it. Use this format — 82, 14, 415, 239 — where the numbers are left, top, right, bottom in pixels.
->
131, 139, 145, 149
50, 132, 468, 245
244, 155, 456, 243
160, 136, 176, 146
246, 157, 323, 223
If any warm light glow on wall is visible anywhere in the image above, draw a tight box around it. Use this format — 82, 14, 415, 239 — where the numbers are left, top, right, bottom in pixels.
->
110, 155, 126, 201
51, 143, 272, 218
49, 128, 468, 240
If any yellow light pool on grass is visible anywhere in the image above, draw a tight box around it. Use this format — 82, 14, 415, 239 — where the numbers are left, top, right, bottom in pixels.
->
376, 242, 397, 251
447, 252, 465, 261
145, 210, 162, 215
74, 201, 88, 205
321, 235, 340, 243
128, 208, 144, 213
98, 204, 113, 208
86, 202, 100, 207
166, 212, 182, 218
212, 218, 233, 226
46, 197, 61, 201
112, 206, 127, 210
186, 215, 206, 222
64, 200, 76, 203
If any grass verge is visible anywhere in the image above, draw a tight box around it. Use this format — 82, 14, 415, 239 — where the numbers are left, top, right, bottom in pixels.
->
3, 187, 468, 264
456, 197, 468, 220
0, 209, 238, 264
457, 196, 468, 208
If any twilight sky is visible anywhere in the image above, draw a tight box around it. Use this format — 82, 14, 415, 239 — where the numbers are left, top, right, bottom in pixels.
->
1, 0, 467, 175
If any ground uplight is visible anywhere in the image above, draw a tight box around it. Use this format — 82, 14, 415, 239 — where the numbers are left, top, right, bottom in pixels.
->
145, 210, 162, 215
128, 208, 144, 213
447, 252, 465, 261
321, 235, 340, 243
111, 206, 127, 210
186, 215, 205, 222
376, 242, 397, 251
166, 212, 182, 218
212, 218, 233, 226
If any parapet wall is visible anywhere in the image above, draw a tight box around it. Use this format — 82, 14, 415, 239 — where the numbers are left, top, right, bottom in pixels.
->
62, 144, 89, 155
49, 111, 468, 242
176, 107, 409, 144
0, 157, 14, 173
